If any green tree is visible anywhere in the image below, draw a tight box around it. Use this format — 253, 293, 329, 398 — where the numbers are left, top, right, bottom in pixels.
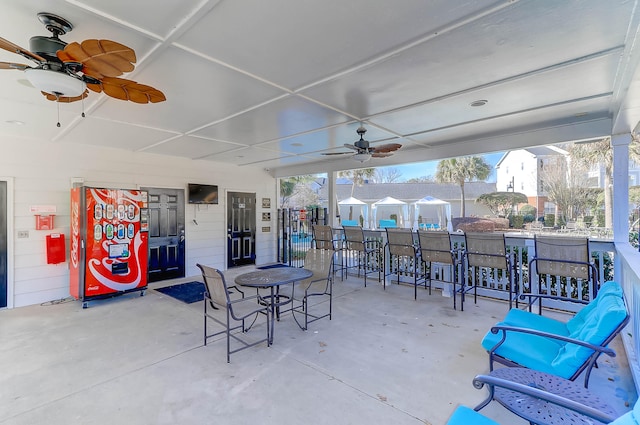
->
279, 175, 317, 208
569, 139, 614, 227
435, 156, 491, 217
476, 192, 528, 217
338, 168, 376, 197
569, 137, 640, 227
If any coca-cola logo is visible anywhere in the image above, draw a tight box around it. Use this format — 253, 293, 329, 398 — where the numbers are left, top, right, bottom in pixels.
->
70, 197, 80, 269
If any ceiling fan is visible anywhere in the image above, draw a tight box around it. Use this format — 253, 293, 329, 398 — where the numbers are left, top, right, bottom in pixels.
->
0, 12, 165, 112
323, 125, 402, 162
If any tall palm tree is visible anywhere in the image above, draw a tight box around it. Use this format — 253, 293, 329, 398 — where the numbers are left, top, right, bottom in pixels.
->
338, 168, 376, 197
570, 137, 640, 228
436, 156, 491, 217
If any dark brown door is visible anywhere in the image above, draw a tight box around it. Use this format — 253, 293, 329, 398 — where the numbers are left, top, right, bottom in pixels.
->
0, 181, 6, 308
227, 191, 256, 268
143, 187, 186, 282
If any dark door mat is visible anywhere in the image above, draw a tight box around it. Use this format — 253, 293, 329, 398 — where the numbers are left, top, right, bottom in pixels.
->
155, 281, 205, 304
257, 263, 289, 270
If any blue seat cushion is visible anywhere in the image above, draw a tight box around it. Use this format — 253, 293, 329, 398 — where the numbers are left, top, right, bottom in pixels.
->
447, 406, 500, 425
379, 219, 396, 228
501, 308, 570, 337
481, 325, 568, 377
551, 293, 627, 376
567, 281, 623, 334
341, 220, 358, 226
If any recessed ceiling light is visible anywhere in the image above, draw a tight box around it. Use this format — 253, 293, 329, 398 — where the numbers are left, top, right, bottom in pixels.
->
5, 120, 25, 125
470, 100, 488, 107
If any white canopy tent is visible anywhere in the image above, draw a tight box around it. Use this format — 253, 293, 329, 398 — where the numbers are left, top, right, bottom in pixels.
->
371, 196, 409, 229
338, 197, 369, 227
412, 196, 453, 231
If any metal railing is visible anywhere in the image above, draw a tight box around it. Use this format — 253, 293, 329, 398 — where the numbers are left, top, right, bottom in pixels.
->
375, 230, 616, 311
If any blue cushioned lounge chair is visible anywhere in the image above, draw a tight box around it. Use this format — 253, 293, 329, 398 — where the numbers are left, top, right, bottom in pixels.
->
481, 281, 629, 387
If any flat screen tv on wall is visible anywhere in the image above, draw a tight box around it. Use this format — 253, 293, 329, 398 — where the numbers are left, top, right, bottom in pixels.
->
188, 183, 218, 204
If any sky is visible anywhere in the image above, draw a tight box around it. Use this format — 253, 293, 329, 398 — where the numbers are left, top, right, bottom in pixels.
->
376, 152, 505, 183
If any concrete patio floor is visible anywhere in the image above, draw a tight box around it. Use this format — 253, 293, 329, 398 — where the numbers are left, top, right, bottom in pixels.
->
1, 268, 637, 425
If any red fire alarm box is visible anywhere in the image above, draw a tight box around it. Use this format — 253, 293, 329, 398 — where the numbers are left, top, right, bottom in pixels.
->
36, 214, 55, 230
46, 233, 66, 264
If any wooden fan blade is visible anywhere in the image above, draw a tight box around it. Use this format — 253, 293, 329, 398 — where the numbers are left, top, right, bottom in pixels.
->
41, 90, 89, 103
60, 40, 136, 78
100, 76, 166, 103
372, 152, 394, 158
0, 36, 46, 63
343, 143, 359, 151
372, 143, 402, 154
86, 81, 103, 93
0, 61, 30, 70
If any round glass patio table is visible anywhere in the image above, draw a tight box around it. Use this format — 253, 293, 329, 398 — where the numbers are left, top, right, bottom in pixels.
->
235, 267, 312, 344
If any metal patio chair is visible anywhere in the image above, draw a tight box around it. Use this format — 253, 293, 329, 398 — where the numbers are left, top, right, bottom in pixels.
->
417, 230, 460, 306
384, 228, 423, 299
447, 373, 626, 425
197, 263, 270, 363
462, 232, 516, 311
342, 225, 382, 287
482, 280, 628, 388
312, 224, 346, 280
291, 248, 334, 330
523, 235, 598, 312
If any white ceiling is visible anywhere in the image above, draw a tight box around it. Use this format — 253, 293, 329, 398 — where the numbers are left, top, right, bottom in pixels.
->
2, 0, 640, 178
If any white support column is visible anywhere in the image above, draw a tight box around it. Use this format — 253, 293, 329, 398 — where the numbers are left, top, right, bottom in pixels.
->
611, 133, 631, 245
328, 171, 338, 227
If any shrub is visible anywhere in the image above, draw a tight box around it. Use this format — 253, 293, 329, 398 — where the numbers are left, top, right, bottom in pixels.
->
519, 204, 536, 217
544, 214, 555, 227
510, 214, 524, 229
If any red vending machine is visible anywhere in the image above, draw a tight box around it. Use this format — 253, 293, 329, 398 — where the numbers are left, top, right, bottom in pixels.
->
70, 187, 149, 308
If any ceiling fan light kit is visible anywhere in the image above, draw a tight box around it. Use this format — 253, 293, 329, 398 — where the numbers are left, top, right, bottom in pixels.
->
25, 68, 85, 97
352, 152, 372, 162
0, 11, 165, 121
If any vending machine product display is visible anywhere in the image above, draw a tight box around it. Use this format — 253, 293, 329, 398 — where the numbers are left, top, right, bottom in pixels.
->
70, 187, 149, 307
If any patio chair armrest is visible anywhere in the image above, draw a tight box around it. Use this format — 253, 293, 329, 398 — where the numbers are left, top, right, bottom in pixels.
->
471, 375, 616, 423
228, 293, 263, 306
227, 284, 246, 298
489, 325, 616, 357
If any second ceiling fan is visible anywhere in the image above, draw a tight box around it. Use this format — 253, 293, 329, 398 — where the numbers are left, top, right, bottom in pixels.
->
324, 125, 402, 162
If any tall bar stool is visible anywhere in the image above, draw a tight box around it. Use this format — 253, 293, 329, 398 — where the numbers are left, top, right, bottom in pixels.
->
417, 230, 460, 307
385, 228, 422, 299
462, 232, 516, 311
342, 226, 382, 287
312, 224, 345, 280
524, 235, 597, 312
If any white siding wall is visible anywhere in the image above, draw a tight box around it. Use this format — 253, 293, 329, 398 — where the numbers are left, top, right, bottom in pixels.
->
1, 136, 277, 308
496, 150, 538, 196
